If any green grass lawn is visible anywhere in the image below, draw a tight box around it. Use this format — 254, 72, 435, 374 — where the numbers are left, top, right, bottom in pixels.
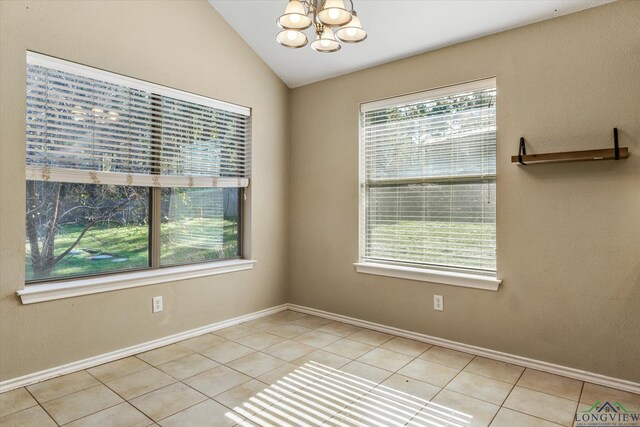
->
367, 220, 496, 271
25, 219, 239, 281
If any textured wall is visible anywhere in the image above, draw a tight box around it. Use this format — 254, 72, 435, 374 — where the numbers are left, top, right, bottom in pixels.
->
0, 0, 289, 381
288, 1, 640, 381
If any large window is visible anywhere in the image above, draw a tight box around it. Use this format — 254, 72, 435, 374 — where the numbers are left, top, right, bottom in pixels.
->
360, 79, 496, 276
25, 53, 250, 282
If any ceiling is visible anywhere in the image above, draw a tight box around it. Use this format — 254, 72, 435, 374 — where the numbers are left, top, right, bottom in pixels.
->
209, 0, 614, 88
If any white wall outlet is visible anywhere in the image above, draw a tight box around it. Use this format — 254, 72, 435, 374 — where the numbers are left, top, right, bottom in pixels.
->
152, 296, 163, 313
434, 295, 444, 311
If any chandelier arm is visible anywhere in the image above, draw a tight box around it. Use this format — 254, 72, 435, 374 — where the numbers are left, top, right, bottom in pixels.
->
348, 0, 354, 13
300, 0, 312, 16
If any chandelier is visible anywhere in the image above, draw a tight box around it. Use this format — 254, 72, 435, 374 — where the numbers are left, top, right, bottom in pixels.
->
276, 0, 367, 53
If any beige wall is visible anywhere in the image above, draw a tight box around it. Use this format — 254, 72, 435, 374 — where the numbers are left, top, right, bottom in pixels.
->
289, 1, 640, 382
0, 0, 289, 381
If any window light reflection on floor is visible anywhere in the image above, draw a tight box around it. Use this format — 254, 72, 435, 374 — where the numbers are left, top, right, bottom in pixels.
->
223, 361, 474, 426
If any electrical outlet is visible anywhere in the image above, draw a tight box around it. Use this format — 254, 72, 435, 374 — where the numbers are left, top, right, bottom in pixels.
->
434, 295, 444, 311
152, 296, 163, 313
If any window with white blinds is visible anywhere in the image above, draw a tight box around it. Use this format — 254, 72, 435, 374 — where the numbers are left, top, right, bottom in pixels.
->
26, 52, 250, 188
360, 78, 496, 275
24, 52, 248, 284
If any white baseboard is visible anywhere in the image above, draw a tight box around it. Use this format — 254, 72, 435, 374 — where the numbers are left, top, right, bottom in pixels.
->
286, 303, 640, 394
2, 302, 638, 395
0, 304, 287, 394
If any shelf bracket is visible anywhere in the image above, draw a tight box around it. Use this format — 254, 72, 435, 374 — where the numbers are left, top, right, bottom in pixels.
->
518, 137, 527, 165
614, 127, 619, 160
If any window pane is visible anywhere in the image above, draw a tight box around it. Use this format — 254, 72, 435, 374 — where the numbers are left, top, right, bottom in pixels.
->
160, 187, 240, 266
365, 181, 496, 272
25, 181, 149, 282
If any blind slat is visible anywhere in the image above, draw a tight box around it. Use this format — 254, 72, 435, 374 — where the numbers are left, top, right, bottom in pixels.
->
26, 55, 251, 187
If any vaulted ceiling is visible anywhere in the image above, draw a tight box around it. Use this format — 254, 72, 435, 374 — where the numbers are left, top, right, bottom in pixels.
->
209, 1, 614, 88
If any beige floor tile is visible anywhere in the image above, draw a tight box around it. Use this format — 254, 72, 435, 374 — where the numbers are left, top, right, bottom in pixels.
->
136, 344, 193, 366
518, 369, 583, 401
323, 338, 375, 359
335, 391, 420, 427
374, 373, 440, 406
201, 341, 255, 364
157, 353, 219, 380
42, 384, 123, 425
580, 382, 640, 407
491, 407, 563, 427
159, 399, 243, 427
290, 314, 334, 329
106, 367, 176, 400
262, 340, 316, 362
236, 332, 285, 350
348, 329, 393, 346
213, 324, 256, 341
379, 337, 431, 357
0, 405, 57, 427
184, 365, 252, 398
427, 389, 500, 427
504, 386, 578, 426
446, 371, 514, 405
266, 322, 310, 339
214, 379, 272, 416
88, 356, 151, 383
0, 387, 37, 418
263, 310, 306, 323
228, 352, 287, 378
333, 361, 393, 390
317, 322, 361, 337
252, 392, 337, 426
463, 357, 525, 384
419, 346, 475, 369
357, 347, 414, 372
242, 318, 286, 331
291, 371, 363, 419
398, 358, 460, 387
259, 364, 320, 399
177, 333, 228, 353
294, 330, 343, 348
292, 349, 352, 370
130, 382, 207, 421
27, 370, 101, 404
66, 402, 153, 427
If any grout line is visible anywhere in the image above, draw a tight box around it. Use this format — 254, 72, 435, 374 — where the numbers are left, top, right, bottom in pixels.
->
4, 312, 631, 427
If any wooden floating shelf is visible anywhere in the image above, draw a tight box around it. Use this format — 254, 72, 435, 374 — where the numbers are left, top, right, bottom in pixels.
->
512, 128, 629, 165
510, 147, 629, 164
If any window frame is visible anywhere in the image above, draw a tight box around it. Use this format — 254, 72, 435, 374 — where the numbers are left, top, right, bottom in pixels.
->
20, 52, 254, 300
355, 78, 501, 291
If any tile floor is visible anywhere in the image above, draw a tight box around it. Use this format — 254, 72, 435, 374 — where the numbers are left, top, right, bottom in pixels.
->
1, 310, 638, 427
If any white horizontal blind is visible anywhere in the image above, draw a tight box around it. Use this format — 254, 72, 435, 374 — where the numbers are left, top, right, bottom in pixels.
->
361, 79, 496, 274
26, 53, 250, 188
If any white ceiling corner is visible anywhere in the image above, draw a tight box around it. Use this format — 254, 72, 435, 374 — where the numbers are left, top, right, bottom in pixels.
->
209, 0, 615, 88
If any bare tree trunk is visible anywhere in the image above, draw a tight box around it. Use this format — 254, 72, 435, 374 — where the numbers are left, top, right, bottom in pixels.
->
26, 181, 44, 277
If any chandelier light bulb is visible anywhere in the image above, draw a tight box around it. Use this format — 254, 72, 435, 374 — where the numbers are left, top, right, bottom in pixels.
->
317, 0, 352, 27
335, 11, 367, 43
311, 27, 341, 53
277, 0, 312, 30
276, 29, 308, 48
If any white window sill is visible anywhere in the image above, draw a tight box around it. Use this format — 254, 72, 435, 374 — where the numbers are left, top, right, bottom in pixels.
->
353, 262, 501, 291
17, 259, 256, 304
